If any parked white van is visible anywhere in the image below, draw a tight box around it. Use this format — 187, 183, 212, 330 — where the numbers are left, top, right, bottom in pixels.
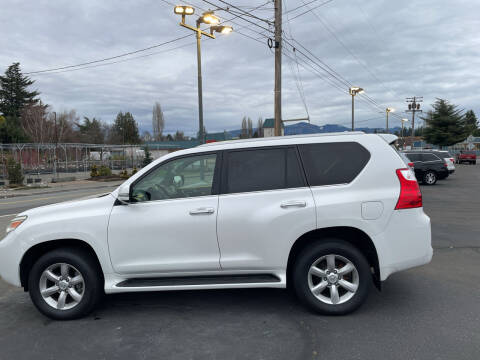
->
0, 132, 432, 319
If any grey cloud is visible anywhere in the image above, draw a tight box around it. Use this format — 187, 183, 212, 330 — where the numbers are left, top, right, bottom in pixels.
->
1, 0, 479, 136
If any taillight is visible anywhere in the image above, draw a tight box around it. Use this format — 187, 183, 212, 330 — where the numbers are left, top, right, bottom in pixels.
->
408, 162, 414, 168
395, 168, 422, 210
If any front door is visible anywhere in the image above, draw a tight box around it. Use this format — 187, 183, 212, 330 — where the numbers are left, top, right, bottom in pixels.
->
108, 152, 221, 275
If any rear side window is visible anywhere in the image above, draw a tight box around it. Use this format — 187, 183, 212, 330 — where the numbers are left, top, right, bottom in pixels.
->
421, 153, 440, 162
405, 153, 421, 162
299, 142, 370, 186
225, 147, 304, 194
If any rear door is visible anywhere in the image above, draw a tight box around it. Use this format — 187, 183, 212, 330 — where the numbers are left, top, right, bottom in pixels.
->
216, 146, 316, 270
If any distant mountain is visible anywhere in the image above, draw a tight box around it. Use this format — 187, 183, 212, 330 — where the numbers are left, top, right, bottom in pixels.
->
226, 122, 402, 137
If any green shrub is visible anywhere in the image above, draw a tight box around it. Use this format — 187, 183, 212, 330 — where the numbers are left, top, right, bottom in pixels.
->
98, 165, 112, 177
6, 157, 24, 185
131, 167, 138, 175
119, 169, 129, 179
90, 165, 99, 177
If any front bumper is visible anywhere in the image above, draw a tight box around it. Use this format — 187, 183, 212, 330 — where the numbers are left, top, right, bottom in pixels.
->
0, 232, 24, 287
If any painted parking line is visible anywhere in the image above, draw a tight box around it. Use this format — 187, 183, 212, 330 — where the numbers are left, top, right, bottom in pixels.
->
0, 214, 17, 218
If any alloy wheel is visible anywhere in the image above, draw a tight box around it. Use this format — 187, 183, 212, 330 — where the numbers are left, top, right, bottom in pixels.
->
425, 172, 436, 184
308, 254, 359, 305
39, 263, 85, 310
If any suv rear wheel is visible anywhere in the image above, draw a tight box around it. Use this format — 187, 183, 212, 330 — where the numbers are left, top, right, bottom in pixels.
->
292, 239, 371, 315
28, 248, 103, 320
422, 171, 437, 185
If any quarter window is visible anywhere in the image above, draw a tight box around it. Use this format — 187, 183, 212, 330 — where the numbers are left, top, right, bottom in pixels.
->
131, 153, 217, 202
299, 142, 370, 186
225, 147, 304, 194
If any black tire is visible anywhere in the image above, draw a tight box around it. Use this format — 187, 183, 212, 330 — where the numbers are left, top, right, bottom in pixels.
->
292, 239, 371, 315
422, 171, 437, 185
28, 247, 103, 320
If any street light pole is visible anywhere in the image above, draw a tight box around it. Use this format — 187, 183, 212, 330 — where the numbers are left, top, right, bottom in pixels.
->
349, 87, 364, 131
174, 6, 233, 144
385, 107, 395, 133
195, 26, 204, 144
401, 118, 409, 149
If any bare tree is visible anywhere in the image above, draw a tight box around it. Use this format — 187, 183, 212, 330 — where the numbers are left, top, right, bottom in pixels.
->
247, 117, 253, 138
152, 102, 165, 141
241, 116, 247, 139
257, 117, 263, 137
21, 101, 54, 143
53, 110, 80, 143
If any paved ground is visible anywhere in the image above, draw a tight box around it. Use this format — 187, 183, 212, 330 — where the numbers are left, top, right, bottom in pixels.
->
0, 164, 479, 360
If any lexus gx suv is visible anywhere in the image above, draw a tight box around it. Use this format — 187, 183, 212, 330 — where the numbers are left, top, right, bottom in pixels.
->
0, 132, 432, 320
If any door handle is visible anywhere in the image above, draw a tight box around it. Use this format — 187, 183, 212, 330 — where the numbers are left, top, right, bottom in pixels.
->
189, 207, 215, 215
280, 200, 306, 208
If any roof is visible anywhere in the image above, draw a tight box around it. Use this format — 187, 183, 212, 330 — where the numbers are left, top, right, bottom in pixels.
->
200, 131, 365, 148
263, 118, 284, 128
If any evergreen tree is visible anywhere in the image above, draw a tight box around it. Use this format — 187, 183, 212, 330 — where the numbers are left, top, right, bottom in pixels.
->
76, 116, 106, 144
464, 110, 478, 135
110, 112, 140, 144
142, 146, 153, 167
0, 63, 39, 118
422, 99, 469, 146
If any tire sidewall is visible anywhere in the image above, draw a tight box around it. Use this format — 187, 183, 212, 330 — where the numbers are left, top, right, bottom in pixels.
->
28, 248, 102, 320
292, 239, 371, 315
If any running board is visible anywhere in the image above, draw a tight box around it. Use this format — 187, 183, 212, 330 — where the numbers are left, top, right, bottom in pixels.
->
116, 274, 281, 288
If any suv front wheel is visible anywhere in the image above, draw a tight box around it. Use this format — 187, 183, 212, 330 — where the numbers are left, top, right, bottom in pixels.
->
28, 248, 103, 320
292, 239, 371, 315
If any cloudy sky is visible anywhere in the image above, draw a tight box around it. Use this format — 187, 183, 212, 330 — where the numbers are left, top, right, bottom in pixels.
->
1, 0, 479, 135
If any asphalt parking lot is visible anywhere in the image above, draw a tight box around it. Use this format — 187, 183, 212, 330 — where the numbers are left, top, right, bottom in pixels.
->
0, 164, 479, 360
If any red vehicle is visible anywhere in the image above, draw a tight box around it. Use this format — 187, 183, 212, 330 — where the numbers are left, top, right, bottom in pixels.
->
456, 150, 477, 165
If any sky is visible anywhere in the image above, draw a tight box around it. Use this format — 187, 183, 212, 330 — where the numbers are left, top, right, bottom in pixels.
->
1, 0, 479, 136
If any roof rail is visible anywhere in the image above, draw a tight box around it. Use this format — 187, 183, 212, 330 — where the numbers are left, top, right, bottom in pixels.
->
199, 131, 365, 147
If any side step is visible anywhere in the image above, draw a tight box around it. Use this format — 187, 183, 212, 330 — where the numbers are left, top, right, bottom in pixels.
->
116, 274, 281, 288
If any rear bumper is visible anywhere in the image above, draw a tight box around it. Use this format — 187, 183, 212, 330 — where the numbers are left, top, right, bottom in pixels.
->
448, 170, 455, 174
374, 208, 433, 281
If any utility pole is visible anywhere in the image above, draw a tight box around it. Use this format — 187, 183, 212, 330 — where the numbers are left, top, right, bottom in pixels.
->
406, 96, 423, 145
274, 0, 282, 136
53, 111, 58, 179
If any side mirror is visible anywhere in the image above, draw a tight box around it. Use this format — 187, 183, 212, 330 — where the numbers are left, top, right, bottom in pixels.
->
117, 183, 131, 203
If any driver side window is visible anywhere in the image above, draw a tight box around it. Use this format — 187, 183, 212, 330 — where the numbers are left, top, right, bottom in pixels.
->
131, 153, 217, 202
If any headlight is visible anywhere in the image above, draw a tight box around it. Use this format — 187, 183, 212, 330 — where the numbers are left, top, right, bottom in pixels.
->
6, 216, 27, 234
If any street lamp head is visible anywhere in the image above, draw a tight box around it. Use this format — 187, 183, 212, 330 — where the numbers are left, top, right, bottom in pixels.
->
401, 118, 409, 123
349, 86, 364, 96
210, 25, 233, 35
386, 107, 395, 113
200, 11, 220, 24
174, 5, 195, 15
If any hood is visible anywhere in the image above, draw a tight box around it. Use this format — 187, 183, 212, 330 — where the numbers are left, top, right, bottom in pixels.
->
19, 192, 115, 218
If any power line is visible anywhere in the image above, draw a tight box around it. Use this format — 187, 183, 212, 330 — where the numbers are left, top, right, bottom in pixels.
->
25, 35, 192, 74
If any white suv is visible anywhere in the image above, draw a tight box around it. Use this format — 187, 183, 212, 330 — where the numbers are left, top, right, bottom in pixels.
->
0, 132, 432, 320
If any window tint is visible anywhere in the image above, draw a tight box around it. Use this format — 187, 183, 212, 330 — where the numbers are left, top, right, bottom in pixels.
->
225, 147, 304, 193
405, 153, 421, 162
131, 153, 217, 202
421, 153, 439, 162
299, 142, 370, 186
